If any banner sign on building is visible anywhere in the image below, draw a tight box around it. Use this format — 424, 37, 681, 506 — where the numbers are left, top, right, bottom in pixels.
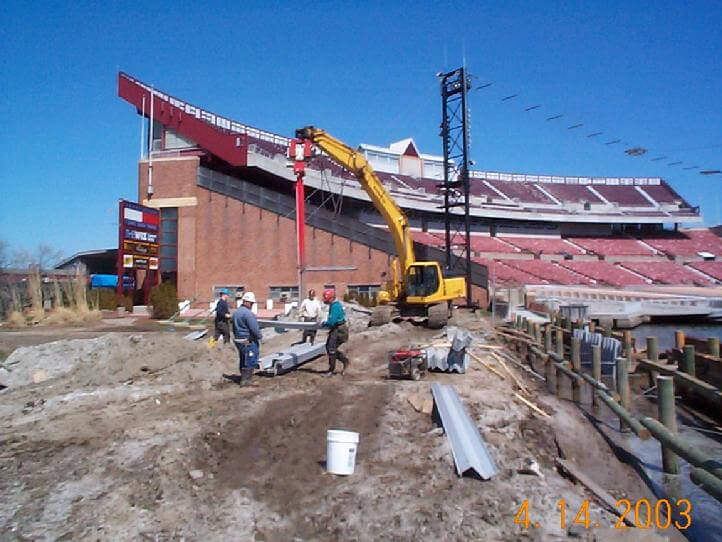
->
118, 200, 160, 270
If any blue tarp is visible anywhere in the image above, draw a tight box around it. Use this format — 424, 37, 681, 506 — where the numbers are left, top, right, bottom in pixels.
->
90, 275, 135, 289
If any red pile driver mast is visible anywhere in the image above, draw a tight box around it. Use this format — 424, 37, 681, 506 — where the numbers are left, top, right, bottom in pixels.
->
288, 138, 313, 296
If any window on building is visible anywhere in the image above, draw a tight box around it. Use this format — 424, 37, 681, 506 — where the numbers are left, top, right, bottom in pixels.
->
213, 285, 244, 299
269, 285, 299, 302
160, 208, 178, 279
347, 284, 381, 298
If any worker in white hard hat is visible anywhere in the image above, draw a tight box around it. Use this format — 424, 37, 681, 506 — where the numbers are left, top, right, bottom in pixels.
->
232, 291, 261, 386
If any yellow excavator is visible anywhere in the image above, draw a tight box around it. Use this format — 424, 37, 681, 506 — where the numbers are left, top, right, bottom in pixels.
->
293, 126, 466, 328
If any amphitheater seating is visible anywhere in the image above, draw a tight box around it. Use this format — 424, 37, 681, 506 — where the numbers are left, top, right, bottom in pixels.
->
502, 237, 585, 255
469, 236, 520, 253
474, 258, 547, 285
247, 135, 286, 157
503, 260, 594, 285
411, 232, 519, 253
485, 180, 554, 204
641, 184, 687, 205
469, 179, 505, 199
618, 261, 714, 286
593, 185, 651, 206
568, 237, 655, 256
541, 184, 603, 204
559, 261, 649, 287
687, 261, 722, 282
642, 230, 722, 257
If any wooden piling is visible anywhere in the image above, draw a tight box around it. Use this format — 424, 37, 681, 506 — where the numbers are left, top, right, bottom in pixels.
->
571, 337, 581, 403
544, 325, 553, 392
647, 336, 659, 362
623, 330, 632, 355
708, 337, 720, 358
616, 355, 630, 432
646, 336, 660, 388
675, 330, 685, 349
592, 344, 601, 412
555, 328, 564, 358
682, 345, 696, 377
657, 376, 679, 474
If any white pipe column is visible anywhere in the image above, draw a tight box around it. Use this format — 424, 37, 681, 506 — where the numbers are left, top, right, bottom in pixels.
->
147, 87, 154, 197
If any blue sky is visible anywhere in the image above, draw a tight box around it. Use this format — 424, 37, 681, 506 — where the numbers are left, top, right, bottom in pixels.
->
1, 1, 721, 259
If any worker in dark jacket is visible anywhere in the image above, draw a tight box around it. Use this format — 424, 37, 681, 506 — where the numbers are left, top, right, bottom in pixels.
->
232, 291, 262, 386
213, 289, 232, 346
321, 289, 350, 376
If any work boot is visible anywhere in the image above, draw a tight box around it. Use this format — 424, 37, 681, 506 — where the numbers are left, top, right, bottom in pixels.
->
239, 368, 254, 386
338, 352, 350, 375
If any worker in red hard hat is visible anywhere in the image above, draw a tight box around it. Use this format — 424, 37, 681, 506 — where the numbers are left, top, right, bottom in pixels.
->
320, 288, 350, 376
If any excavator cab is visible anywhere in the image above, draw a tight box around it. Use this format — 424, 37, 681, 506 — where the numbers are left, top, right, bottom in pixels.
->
405, 263, 441, 299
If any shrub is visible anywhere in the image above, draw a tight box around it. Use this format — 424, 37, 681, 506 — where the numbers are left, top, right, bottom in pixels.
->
149, 282, 178, 319
27, 269, 44, 320
7, 310, 26, 327
90, 289, 133, 312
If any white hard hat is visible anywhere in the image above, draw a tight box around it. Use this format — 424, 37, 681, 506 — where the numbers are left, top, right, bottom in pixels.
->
241, 291, 256, 304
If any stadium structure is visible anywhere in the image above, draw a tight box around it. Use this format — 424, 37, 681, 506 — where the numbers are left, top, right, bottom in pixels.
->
116, 72, 722, 309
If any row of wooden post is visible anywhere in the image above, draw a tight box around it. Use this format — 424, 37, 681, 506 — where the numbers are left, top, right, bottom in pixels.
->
507, 314, 722, 502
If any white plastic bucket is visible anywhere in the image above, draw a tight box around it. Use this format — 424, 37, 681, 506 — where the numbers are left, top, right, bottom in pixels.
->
326, 429, 359, 475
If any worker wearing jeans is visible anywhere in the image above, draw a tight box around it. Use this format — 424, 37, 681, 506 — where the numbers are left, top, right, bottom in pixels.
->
232, 291, 262, 386
213, 289, 232, 345
321, 289, 350, 376
298, 289, 323, 345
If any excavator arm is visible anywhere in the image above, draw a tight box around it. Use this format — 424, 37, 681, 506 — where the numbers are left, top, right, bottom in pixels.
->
295, 126, 416, 274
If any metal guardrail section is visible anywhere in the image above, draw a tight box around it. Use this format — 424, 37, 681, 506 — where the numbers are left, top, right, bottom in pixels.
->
431, 383, 497, 479
198, 166, 489, 289
257, 342, 326, 375
257, 319, 320, 330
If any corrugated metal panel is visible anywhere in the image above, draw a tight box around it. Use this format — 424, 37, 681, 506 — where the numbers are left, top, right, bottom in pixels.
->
431, 383, 497, 479
257, 319, 319, 330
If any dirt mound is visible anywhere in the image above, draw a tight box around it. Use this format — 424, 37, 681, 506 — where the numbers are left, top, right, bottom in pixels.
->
0, 332, 221, 389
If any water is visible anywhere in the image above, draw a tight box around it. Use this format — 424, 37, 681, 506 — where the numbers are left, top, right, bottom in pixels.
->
611, 321, 722, 540
631, 323, 722, 351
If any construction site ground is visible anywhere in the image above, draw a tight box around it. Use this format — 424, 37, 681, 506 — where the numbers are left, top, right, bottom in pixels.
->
0, 310, 682, 541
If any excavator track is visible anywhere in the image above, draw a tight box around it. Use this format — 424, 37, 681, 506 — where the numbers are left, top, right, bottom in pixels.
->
426, 303, 449, 329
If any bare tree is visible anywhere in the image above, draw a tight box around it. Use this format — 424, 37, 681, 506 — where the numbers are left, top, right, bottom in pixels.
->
35, 244, 64, 269
9, 248, 31, 269
6, 244, 64, 270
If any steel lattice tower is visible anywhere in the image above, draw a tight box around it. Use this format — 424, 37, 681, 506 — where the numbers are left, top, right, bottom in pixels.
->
439, 67, 473, 306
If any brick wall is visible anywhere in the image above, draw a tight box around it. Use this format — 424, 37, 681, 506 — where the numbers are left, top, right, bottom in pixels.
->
139, 159, 400, 304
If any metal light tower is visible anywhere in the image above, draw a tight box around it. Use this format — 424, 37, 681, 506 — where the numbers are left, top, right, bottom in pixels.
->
439, 67, 473, 306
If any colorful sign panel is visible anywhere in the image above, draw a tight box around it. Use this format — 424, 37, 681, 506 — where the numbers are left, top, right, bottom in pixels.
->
118, 200, 161, 270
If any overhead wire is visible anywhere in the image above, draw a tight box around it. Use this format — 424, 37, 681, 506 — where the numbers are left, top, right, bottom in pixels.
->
472, 74, 721, 176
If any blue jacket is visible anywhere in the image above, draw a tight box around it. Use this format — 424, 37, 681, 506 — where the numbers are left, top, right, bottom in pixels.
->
322, 301, 345, 328
232, 306, 262, 342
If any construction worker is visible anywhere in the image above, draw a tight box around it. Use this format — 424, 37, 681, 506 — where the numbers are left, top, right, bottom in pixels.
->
321, 288, 350, 376
298, 289, 322, 345
232, 291, 261, 386
213, 289, 232, 346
